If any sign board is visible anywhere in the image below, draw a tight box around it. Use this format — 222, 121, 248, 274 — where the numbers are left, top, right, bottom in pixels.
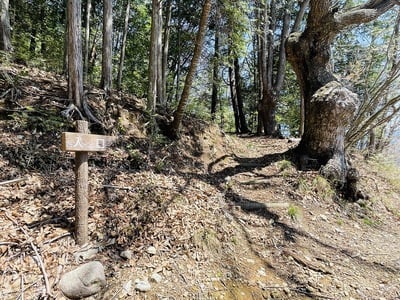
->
61, 132, 117, 152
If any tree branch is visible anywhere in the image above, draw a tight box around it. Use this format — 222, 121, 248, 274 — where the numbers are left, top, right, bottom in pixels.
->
335, 0, 399, 28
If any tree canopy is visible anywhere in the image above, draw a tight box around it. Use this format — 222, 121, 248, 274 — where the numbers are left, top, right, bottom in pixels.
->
2, 0, 399, 159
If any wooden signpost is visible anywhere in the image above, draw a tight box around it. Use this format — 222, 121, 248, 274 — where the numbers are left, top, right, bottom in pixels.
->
61, 121, 117, 245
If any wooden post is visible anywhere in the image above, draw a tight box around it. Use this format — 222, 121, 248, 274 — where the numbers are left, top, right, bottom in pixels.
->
75, 120, 89, 245
61, 124, 117, 245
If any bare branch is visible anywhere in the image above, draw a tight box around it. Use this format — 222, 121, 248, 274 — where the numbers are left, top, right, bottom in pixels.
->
292, 0, 309, 32
335, 0, 399, 28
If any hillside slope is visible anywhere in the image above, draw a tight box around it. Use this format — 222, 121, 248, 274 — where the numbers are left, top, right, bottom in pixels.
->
1, 65, 400, 299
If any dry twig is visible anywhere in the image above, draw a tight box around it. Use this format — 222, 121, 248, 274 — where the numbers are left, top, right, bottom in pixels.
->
4, 211, 54, 299
0, 177, 27, 186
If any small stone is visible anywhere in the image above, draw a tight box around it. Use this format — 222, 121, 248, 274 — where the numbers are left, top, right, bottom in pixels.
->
59, 261, 106, 299
150, 273, 163, 283
121, 280, 132, 296
135, 279, 152, 292
120, 250, 133, 260
73, 248, 98, 262
257, 267, 267, 277
146, 246, 157, 255
245, 258, 255, 264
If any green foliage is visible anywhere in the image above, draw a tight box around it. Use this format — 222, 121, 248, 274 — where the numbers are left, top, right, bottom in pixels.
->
277, 67, 301, 136
277, 159, 295, 178
312, 175, 336, 200
287, 205, 300, 221
220, 0, 250, 58
9, 110, 66, 132
126, 145, 146, 169
298, 174, 336, 200
10, 0, 65, 71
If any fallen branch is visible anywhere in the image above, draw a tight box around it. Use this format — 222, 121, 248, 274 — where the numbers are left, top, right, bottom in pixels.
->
20, 274, 24, 300
43, 233, 71, 245
103, 184, 135, 191
283, 249, 332, 275
4, 212, 54, 299
0, 177, 27, 186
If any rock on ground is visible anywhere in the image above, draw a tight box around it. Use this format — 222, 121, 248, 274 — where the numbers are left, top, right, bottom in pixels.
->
59, 261, 106, 299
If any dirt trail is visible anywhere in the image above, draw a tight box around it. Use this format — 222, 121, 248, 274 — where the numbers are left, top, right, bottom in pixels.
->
201, 136, 400, 299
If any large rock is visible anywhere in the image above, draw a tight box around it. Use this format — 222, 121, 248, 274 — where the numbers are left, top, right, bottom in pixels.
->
59, 261, 106, 299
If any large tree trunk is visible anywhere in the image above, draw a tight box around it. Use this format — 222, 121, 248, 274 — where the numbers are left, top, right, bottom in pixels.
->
67, 0, 84, 109
84, 0, 91, 82
147, 0, 163, 111
286, 0, 399, 199
0, 0, 12, 52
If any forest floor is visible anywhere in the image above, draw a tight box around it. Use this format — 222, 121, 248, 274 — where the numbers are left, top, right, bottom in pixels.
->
1, 64, 400, 300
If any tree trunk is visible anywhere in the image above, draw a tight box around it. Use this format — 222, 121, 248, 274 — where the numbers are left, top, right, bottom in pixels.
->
170, 0, 212, 138
211, 30, 219, 121
257, 0, 290, 136
147, 0, 162, 111
29, 27, 37, 55
101, 0, 113, 94
162, 0, 172, 105
67, 0, 84, 109
234, 57, 249, 133
0, 0, 11, 52
229, 64, 240, 133
260, 90, 277, 136
84, 0, 91, 82
286, 0, 399, 199
117, 0, 130, 90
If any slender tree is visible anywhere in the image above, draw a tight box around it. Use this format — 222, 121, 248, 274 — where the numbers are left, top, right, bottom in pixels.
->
170, 0, 212, 138
162, 0, 172, 104
101, 0, 113, 94
346, 11, 400, 152
233, 57, 249, 133
117, 0, 130, 90
211, 27, 220, 120
286, 0, 400, 198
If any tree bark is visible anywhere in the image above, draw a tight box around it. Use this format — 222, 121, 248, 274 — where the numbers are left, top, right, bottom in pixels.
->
229, 64, 240, 133
286, 0, 399, 198
67, 0, 84, 109
0, 0, 12, 52
162, 0, 172, 105
84, 0, 92, 82
117, 0, 130, 90
211, 29, 219, 121
101, 0, 113, 94
234, 57, 249, 133
147, 0, 163, 111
